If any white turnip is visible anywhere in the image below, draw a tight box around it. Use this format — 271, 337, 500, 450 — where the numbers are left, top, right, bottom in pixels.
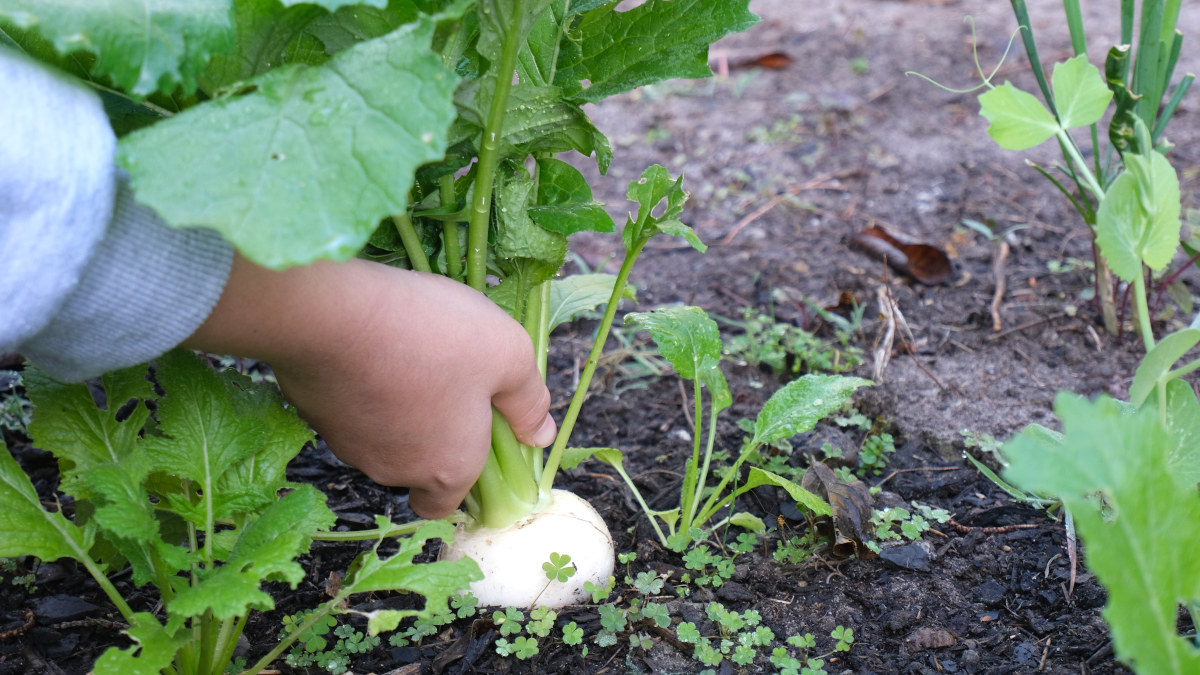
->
440, 489, 614, 608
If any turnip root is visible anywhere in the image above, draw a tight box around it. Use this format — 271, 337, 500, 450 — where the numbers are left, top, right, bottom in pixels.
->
440, 489, 614, 608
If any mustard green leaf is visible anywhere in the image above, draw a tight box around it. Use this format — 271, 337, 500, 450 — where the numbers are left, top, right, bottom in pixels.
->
168, 485, 333, 619
0, 440, 93, 562
1004, 394, 1200, 673
547, 274, 632, 332
24, 364, 153, 499
118, 16, 459, 269
139, 351, 264, 491
343, 519, 482, 629
752, 374, 872, 447
1129, 328, 1200, 407
92, 612, 190, 675
979, 82, 1059, 150
555, 0, 758, 103
1051, 54, 1113, 129
476, 0, 556, 66
0, 0, 233, 97
87, 463, 159, 544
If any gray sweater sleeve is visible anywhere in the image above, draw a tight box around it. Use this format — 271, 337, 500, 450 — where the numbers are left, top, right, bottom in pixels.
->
0, 49, 234, 382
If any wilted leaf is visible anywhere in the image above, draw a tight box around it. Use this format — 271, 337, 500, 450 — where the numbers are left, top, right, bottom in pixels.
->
801, 462, 873, 557
850, 225, 953, 284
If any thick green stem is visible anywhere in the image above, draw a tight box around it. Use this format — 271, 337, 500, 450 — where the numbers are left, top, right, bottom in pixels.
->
540, 240, 646, 494
439, 175, 463, 279
466, 0, 525, 291
393, 214, 432, 273
678, 377, 705, 530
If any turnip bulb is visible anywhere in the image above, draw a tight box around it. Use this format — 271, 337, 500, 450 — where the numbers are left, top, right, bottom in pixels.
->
439, 489, 615, 608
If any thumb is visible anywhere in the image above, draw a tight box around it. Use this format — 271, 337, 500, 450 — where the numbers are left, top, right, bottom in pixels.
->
492, 376, 557, 448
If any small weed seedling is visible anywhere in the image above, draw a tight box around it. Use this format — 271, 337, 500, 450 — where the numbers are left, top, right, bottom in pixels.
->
566, 307, 871, 552
722, 307, 862, 377
768, 627, 855, 675
866, 503, 951, 554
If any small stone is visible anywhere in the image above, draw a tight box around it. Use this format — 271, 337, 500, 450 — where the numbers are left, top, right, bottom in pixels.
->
32, 595, 99, 623
879, 541, 932, 571
973, 579, 1006, 606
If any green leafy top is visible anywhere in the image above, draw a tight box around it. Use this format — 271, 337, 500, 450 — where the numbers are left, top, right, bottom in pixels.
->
1004, 393, 1200, 673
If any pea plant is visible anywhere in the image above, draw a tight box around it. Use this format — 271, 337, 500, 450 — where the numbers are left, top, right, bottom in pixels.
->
0, 0, 759, 671
915, 0, 1192, 334
926, 2, 1200, 672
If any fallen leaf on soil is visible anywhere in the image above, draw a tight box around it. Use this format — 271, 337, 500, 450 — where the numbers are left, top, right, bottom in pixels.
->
905, 627, 956, 651
800, 462, 874, 557
851, 225, 953, 284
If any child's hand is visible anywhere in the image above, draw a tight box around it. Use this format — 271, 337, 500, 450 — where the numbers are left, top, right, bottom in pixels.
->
183, 254, 556, 519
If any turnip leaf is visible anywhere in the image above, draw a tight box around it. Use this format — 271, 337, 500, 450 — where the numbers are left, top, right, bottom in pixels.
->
201, 0, 416, 93
623, 165, 703, 252
626, 307, 722, 386
0, 0, 235, 97
1004, 393, 1200, 673
529, 158, 615, 236
751, 374, 872, 447
118, 16, 459, 269
555, 0, 758, 103
547, 274, 633, 332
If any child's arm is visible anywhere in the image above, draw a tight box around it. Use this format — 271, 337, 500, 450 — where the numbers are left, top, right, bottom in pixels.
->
182, 253, 557, 519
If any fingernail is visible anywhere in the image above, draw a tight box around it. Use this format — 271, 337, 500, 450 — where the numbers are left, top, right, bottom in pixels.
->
530, 415, 557, 447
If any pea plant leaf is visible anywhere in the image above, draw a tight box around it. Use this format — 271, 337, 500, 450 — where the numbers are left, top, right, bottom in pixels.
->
1129, 328, 1200, 407
1096, 146, 1182, 281
1004, 393, 1200, 673
0, 0, 235, 97
1050, 53, 1112, 130
555, 0, 758, 103
979, 82, 1059, 150
118, 15, 459, 269
751, 374, 872, 447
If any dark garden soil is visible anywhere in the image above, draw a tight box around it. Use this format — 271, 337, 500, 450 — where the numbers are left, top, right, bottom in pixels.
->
4, 0, 1200, 673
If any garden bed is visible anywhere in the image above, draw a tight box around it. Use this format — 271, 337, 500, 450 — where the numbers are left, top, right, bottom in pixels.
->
3, 0, 1200, 672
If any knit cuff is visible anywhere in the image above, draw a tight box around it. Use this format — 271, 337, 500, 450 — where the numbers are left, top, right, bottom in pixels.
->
20, 178, 234, 381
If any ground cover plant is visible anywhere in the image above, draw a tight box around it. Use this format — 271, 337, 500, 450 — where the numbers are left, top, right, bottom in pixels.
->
925, 0, 1200, 672
8, 1, 1200, 673
0, 0, 894, 672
